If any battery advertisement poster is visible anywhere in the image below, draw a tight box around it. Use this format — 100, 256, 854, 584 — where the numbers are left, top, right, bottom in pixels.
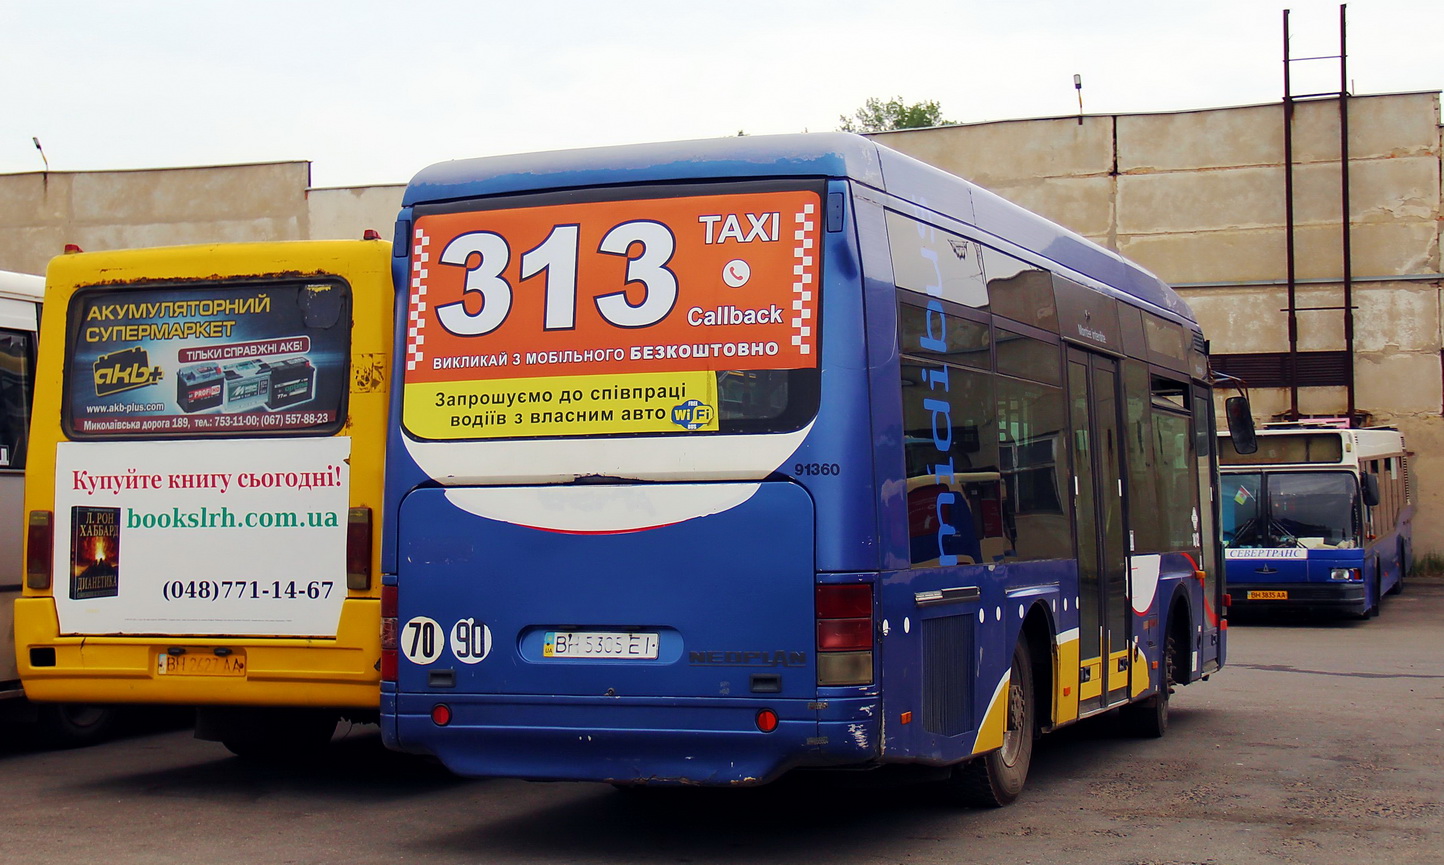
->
66, 280, 350, 436
53, 437, 351, 637
403, 188, 822, 440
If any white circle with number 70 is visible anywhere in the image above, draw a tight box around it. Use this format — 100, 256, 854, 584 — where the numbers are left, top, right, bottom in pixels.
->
400, 616, 443, 664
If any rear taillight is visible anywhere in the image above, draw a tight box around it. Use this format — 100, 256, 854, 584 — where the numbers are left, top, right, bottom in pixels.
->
346, 508, 372, 590
380, 584, 398, 682
26, 511, 53, 590
816, 583, 873, 686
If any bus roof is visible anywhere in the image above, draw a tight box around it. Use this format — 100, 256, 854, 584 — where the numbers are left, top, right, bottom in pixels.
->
403, 132, 1193, 323
0, 269, 43, 303
1219, 425, 1406, 468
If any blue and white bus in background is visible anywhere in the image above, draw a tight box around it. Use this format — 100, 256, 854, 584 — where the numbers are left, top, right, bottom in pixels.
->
379, 133, 1253, 805
1, 268, 117, 745
1220, 423, 1411, 618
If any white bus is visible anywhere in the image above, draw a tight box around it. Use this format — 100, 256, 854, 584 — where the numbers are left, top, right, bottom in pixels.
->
0, 269, 115, 744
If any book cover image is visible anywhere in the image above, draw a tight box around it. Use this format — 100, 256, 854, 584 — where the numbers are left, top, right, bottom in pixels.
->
70, 506, 120, 600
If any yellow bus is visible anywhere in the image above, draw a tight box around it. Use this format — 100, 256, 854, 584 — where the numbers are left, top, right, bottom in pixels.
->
16, 237, 392, 757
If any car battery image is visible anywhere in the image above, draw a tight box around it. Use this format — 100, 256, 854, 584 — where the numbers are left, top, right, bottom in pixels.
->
176, 363, 224, 413
263, 356, 316, 410
222, 359, 271, 411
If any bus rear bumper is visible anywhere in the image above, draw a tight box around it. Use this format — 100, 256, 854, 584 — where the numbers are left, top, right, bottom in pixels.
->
13, 597, 381, 709
384, 693, 881, 786
1229, 581, 1367, 614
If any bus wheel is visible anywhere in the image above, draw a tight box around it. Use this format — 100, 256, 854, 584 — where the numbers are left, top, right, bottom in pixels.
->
948, 639, 1035, 807
1122, 629, 1175, 739
35, 703, 119, 748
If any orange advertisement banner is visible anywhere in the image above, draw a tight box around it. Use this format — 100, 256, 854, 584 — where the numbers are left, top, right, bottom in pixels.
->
403, 188, 823, 386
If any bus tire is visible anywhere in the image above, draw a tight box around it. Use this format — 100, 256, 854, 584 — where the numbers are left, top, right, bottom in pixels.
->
34, 703, 119, 749
948, 638, 1035, 807
1121, 628, 1176, 739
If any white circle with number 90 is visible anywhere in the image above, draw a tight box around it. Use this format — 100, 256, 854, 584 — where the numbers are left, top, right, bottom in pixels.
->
450, 618, 492, 664
400, 616, 443, 664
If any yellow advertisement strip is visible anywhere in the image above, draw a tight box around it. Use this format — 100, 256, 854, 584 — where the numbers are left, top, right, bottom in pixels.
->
404, 371, 720, 440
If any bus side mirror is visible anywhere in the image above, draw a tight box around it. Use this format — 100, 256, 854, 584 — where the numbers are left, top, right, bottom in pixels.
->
1224, 396, 1257, 454
1361, 473, 1380, 508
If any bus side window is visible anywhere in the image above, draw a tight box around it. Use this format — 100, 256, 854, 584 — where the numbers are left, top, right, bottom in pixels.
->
0, 330, 35, 469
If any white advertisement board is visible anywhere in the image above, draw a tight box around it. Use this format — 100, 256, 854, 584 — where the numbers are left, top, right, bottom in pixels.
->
53, 437, 351, 637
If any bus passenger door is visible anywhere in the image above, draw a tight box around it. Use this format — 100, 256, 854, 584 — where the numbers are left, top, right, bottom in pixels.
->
1067, 348, 1130, 713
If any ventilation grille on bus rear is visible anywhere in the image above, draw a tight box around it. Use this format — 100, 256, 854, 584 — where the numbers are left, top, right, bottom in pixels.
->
921, 615, 973, 737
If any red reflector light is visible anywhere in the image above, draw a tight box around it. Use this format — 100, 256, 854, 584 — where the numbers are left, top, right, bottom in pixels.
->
818, 618, 872, 651
755, 709, 779, 733
346, 508, 372, 590
362, 229, 381, 240
63, 243, 83, 254
431, 704, 452, 726
816, 584, 871, 619
380, 584, 398, 682
26, 511, 53, 590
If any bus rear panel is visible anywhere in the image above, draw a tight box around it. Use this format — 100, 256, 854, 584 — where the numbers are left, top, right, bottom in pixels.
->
17, 239, 393, 751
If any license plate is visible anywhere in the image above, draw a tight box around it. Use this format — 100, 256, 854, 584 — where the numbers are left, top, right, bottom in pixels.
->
543, 631, 659, 659
156, 652, 246, 676
1247, 590, 1289, 600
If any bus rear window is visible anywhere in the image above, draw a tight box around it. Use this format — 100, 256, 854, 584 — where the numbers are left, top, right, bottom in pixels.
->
401, 182, 824, 440
64, 280, 351, 439
0, 328, 36, 467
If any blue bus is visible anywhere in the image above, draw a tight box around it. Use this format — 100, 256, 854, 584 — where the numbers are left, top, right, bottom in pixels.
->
1220, 423, 1411, 618
379, 133, 1250, 804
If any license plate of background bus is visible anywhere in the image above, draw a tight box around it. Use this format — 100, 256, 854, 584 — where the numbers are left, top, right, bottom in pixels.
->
1247, 590, 1289, 600
543, 631, 659, 659
155, 652, 246, 676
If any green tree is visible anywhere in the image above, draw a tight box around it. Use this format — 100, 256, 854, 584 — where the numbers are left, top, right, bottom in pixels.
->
838, 96, 952, 133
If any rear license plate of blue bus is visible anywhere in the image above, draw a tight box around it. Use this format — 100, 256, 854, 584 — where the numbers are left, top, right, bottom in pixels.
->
1247, 590, 1289, 600
156, 652, 246, 676
543, 631, 659, 659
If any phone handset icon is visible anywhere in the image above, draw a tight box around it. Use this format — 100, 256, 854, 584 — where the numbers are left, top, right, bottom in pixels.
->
722, 259, 751, 288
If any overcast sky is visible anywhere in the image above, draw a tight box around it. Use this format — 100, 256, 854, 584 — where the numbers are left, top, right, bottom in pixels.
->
2, 0, 1440, 188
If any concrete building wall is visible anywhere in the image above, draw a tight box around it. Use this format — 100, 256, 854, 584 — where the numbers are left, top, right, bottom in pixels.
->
0, 162, 313, 274
307, 185, 405, 242
0, 165, 404, 275
874, 91, 1444, 554
2, 93, 1441, 551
